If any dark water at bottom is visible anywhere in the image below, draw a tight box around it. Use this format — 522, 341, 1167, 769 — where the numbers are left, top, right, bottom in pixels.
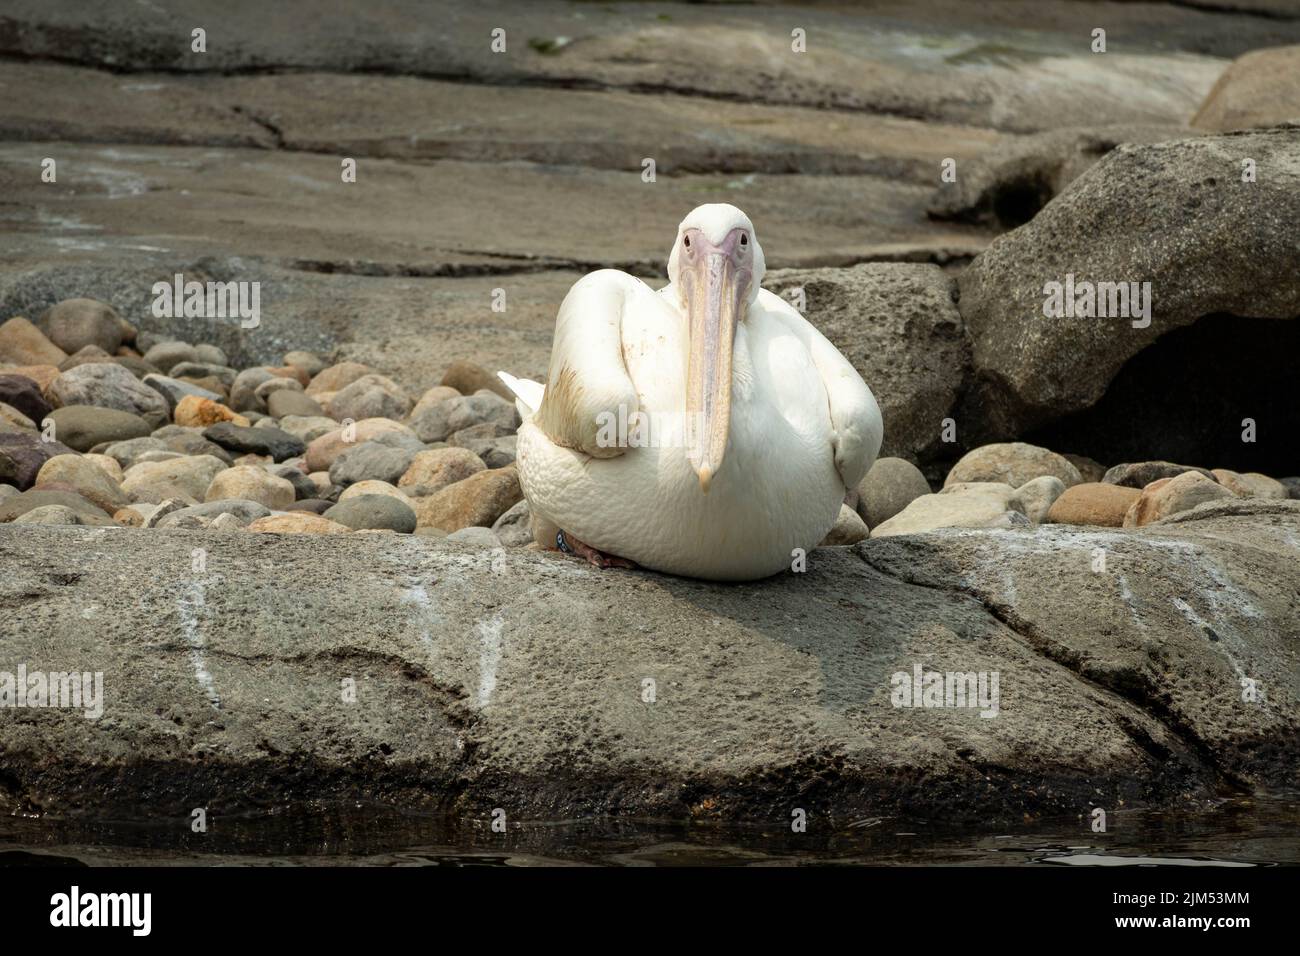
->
2, 794, 1296, 867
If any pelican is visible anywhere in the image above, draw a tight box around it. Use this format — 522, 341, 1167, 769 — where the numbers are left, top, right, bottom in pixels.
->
499, 203, 882, 581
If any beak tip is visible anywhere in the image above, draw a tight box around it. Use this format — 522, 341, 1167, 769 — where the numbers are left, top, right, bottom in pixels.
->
697, 466, 713, 494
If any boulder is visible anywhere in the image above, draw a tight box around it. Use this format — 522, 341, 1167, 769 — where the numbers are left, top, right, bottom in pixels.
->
205, 465, 295, 509
34, 454, 129, 513
246, 512, 352, 534
0, 317, 67, 366
1046, 482, 1141, 527
408, 393, 519, 444
324, 494, 418, 533
399, 447, 486, 497
871, 481, 1029, 537
1210, 468, 1289, 499
944, 442, 1082, 490
122, 455, 228, 504
1103, 461, 1216, 488
413, 467, 523, 532
1191, 46, 1300, 132
329, 440, 416, 487
203, 421, 305, 462
0, 432, 78, 489
1123, 471, 1234, 527
819, 504, 869, 546
490, 499, 533, 547
764, 263, 966, 462
440, 359, 514, 400
958, 130, 1300, 447
854, 457, 931, 529
44, 406, 151, 452
37, 298, 124, 355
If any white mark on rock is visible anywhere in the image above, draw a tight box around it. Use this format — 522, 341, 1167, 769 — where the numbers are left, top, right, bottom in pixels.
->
475, 611, 506, 709
177, 581, 221, 710
400, 583, 441, 654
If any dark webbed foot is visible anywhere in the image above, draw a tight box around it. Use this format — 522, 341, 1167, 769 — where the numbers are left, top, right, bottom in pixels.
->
555, 530, 638, 570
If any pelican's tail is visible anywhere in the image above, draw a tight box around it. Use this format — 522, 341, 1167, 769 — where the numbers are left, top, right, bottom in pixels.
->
497, 371, 545, 420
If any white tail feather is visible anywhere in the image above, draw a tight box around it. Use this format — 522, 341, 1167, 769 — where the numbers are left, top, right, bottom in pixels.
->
497, 370, 545, 419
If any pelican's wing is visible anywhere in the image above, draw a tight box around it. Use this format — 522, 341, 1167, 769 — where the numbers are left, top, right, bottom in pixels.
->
530, 269, 642, 459
759, 288, 883, 490
496, 370, 545, 420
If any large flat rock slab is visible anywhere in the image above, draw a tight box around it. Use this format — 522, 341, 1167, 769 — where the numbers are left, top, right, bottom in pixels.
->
0, 0, 1266, 131
1, 502, 1296, 822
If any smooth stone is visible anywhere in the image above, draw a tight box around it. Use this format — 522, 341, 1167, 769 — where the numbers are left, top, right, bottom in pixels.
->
820, 504, 870, 546
267, 389, 324, 419
327, 373, 411, 422
1015, 476, 1066, 524
0, 317, 67, 366
271, 464, 319, 501
122, 455, 228, 504
1210, 469, 1289, 499
101, 436, 168, 469
35, 454, 129, 513
1103, 461, 1217, 488
1283, 477, 1300, 500
1046, 482, 1142, 527
1062, 453, 1107, 484
328, 440, 415, 487
168, 362, 236, 386
174, 394, 248, 428
412, 467, 522, 533
203, 422, 305, 462
283, 350, 327, 378
155, 499, 272, 529
141, 340, 198, 374
81, 453, 123, 482
1123, 472, 1235, 528
855, 457, 931, 529
306, 361, 376, 396
276, 415, 338, 443
231, 367, 276, 412
0, 432, 78, 489
36, 298, 124, 355
246, 512, 352, 534
48, 363, 170, 428
338, 480, 410, 503
324, 494, 417, 533
57, 344, 115, 372
141, 498, 190, 528
284, 498, 333, 515
142, 373, 222, 412
945, 442, 1082, 490
45, 405, 152, 452
871, 482, 1030, 538
408, 393, 520, 443
491, 499, 533, 547
304, 418, 415, 471
193, 344, 228, 367
398, 446, 486, 496
410, 385, 462, 418
205, 465, 295, 509
0, 374, 52, 421
0, 488, 111, 523
440, 359, 513, 401
450, 430, 517, 468
12, 504, 96, 526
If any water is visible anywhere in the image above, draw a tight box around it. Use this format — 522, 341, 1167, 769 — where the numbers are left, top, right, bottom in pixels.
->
2, 794, 1295, 867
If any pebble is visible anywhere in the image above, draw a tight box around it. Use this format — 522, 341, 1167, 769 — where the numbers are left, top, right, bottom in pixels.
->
0, 488, 112, 523
444, 526, 503, 548
871, 481, 1031, 538
398, 446, 486, 496
36, 299, 123, 355
271, 463, 320, 501
0, 432, 79, 489
1123, 471, 1234, 527
142, 340, 198, 373
0, 316, 67, 366
193, 344, 228, 367
231, 368, 276, 412
203, 422, 306, 462
328, 440, 416, 486
34, 454, 129, 513
409, 393, 519, 443
276, 414, 338, 443
1046, 482, 1141, 527
491, 499, 533, 547
854, 457, 931, 529
205, 465, 295, 509
267, 389, 324, 419
1103, 460, 1216, 488
304, 418, 415, 472
1210, 469, 1288, 499
306, 362, 376, 396
338, 479, 411, 503
1015, 475, 1066, 523
283, 350, 327, 378
246, 512, 352, 534
45, 405, 153, 452
155, 499, 271, 529
440, 359, 514, 401
122, 454, 228, 504
175, 395, 249, 428
143, 374, 223, 413
944, 442, 1082, 490
13, 504, 99, 526
327, 373, 412, 421
284, 498, 334, 515
0, 373, 53, 423
48, 363, 170, 428
820, 504, 870, 546
413, 466, 522, 533
324, 494, 417, 533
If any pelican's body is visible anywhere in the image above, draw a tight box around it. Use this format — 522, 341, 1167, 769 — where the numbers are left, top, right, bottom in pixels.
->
503, 205, 882, 581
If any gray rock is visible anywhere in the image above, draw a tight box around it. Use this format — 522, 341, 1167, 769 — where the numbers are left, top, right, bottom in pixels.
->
193, 344, 228, 367
449, 427, 517, 468
0, 373, 52, 423
140, 497, 188, 528
142, 373, 222, 412
871, 482, 1030, 537
409, 393, 520, 443
764, 263, 966, 463
283, 350, 327, 377
284, 498, 333, 515
0, 488, 111, 523
490, 499, 533, 547
47, 363, 170, 428
168, 362, 236, 386
3, 503, 1298, 818
327, 373, 411, 422
101, 436, 169, 469
11, 504, 91, 526
141, 340, 197, 374
820, 504, 870, 546
266, 388, 324, 419
154, 498, 272, 529
45, 405, 152, 452
203, 422, 305, 462
275, 415, 339, 443
1103, 461, 1217, 489
945, 442, 1082, 490
329, 440, 416, 487
272, 464, 319, 501
0, 432, 78, 489
855, 457, 931, 529
37, 297, 123, 355
324, 494, 417, 533
231, 367, 275, 412
1283, 477, 1300, 500
958, 130, 1300, 444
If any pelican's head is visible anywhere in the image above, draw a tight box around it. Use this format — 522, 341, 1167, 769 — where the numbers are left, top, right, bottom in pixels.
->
667, 204, 765, 493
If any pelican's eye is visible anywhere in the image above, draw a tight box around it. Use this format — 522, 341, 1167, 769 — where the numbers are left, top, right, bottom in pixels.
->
683, 236, 691, 250
739, 233, 748, 247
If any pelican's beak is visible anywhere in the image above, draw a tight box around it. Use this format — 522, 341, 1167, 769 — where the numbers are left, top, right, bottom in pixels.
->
682, 229, 751, 493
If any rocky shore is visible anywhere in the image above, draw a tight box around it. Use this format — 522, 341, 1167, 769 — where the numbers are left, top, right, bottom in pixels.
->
1, 0, 1298, 824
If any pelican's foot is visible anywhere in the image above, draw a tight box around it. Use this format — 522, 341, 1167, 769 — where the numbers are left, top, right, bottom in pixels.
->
555, 530, 638, 570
